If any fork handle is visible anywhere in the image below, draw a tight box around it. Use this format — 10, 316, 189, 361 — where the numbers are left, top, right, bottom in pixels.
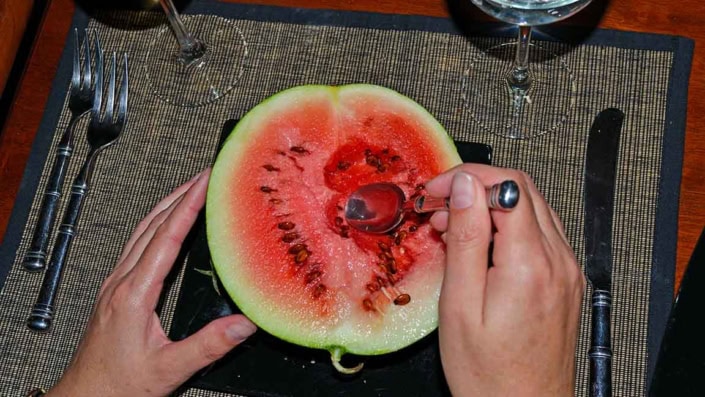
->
23, 116, 82, 271
27, 165, 91, 332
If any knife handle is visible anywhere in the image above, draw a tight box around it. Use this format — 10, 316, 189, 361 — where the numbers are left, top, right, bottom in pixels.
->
589, 289, 612, 397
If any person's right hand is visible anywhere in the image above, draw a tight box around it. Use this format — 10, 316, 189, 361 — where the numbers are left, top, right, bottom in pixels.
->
425, 164, 585, 397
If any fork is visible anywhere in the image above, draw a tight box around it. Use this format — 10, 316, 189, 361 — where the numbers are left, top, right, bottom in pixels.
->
23, 29, 100, 272
27, 52, 129, 332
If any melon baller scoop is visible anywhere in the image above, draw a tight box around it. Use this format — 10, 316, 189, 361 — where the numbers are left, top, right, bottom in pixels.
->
344, 180, 520, 234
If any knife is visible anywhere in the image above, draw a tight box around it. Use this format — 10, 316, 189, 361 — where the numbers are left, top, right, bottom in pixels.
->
584, 108, 624, 397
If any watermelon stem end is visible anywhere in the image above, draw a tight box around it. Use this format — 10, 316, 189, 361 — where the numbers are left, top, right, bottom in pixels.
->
330, 347, 364, 374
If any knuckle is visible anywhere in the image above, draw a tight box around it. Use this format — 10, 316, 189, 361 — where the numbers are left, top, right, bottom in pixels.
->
96, 283, 115, 302
554, 217, 568, 236
578, 272, 587, 293
146, 208, 170, 233
136, 216, 153, 233
515, 171, 537, 196
518, 262, 550, 286
183, 196, 202, 215
134, 213, 163, 239
154, 222, 184, 246
553, 252, 586, 296
98, 273, 117, 295
562, 254, 584, 284
516, 170, 534, 185
445, 221, 489, 248
199, 339, 225, 362
509, 250, 552, 285
572, 262, 587, 292
107, 281, 136, 311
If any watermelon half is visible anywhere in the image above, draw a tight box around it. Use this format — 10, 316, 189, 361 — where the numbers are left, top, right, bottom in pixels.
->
207, 84, 461, 373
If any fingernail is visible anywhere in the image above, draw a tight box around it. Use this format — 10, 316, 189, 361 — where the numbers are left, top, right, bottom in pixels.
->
193, 168, 212, 184
450, 172, 475, 209
424, 176, 439, 191
226, 320, 257, 342
200, 167, 212, 179
189, 170, 205, 182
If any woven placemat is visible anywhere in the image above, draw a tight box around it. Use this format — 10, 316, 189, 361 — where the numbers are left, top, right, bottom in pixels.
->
0, 1, 693, 396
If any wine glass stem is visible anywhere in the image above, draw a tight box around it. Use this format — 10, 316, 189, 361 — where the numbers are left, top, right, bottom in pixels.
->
159, 0, 205, 65
509, 25, 533, 91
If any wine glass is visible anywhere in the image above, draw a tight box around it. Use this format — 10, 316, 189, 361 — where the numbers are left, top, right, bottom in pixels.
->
462, 0, 592, 139
144, 0, 248, 107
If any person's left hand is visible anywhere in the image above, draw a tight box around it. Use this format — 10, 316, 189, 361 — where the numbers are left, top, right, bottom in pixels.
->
47, 169, 257, 397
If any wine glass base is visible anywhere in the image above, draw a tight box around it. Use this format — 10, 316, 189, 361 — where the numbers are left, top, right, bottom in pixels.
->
145, 14, 248, 107
461, 42, 577, 139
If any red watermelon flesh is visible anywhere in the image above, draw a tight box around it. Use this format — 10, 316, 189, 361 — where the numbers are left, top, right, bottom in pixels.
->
207, 84, 461, 372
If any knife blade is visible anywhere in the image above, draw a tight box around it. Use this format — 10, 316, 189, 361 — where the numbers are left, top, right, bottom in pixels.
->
584, 107, 624, 397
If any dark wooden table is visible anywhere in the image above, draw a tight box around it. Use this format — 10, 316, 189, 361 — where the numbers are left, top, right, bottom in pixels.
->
0, 0, 703, 292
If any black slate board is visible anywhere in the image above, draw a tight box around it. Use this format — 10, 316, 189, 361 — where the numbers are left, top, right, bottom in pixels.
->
167, 120, 491, 397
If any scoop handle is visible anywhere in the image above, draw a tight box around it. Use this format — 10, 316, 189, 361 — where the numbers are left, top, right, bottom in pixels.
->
413, 179, 519, 213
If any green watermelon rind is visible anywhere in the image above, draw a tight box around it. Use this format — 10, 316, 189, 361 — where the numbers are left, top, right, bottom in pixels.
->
207, 84, 461, 358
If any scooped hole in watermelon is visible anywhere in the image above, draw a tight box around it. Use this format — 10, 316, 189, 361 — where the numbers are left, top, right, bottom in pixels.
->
207, 84, 462, 373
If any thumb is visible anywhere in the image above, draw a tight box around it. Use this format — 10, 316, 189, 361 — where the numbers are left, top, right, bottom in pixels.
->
161, 314, 256, 376
441, 172, 492, 319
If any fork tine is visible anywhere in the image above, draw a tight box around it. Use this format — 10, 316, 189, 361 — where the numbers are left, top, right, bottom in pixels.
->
81, 29, 92, 92
105, 52, 117, 123
91, 45, 104, 123
70, 28, 80, 94
116, 53, 129, 127
92, 30, 102, 93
